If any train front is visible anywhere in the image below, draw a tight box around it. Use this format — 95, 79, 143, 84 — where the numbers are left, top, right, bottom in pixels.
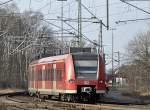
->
66, 53, 106, 102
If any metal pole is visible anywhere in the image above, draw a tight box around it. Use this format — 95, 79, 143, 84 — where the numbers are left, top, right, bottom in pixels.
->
61, 0, 64, 53
118, 51, 120, 67
111, 28, 116, 86
58, 0, 67, 52
98, 22, 100, 54
78, 0, 82, 47
98, 20, 103, 56
112, 29, 114, 85
106, 0, 109, 30
115, 51, 120, 68
61, 0, 64, 43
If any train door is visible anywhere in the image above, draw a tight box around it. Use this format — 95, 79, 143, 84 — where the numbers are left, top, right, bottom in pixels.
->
45, 64, 52, 90
29, 66, 34, 89
56, 61, 65, 91
42, 65, 46, 89
34, 66, 36, 89
35, 65, 41, 92
52, 63, 57, 95
36, 65, 42, 91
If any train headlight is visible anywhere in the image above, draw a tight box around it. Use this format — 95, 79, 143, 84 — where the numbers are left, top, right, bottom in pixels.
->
81, 87, 92, 93
68, 79, 75, 84
99, 80, 103, 83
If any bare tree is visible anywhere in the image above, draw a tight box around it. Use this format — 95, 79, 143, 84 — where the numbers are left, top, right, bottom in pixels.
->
0, 3, 63, 89
119, 31, 150, 95
128, 31, 150, 59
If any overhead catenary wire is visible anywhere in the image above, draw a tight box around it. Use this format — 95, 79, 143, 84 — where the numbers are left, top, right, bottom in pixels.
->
8, 13, 38, 54
8, 0, 111, 55
9, 18, 101, 55
0, 31, 9, 37
62, 20, 100, 46
9, 0, 40, 55
10, 0, 109, 51
9, 19, 75, 55
9, 18, 39, 54
0, 0, 13, 6
8, 0, 67, 55
37, 0, 56, 11
41, 19, 76, 35
10, 15, 100, 55
9, 32, 32, 54
7, 0, 124, 56
120, 0, 150, 15
94, 1, 124, 8
116, 17, 150, 24
9, 33, 27, 55
9, 31, 40, 55
80, 2, 107, 28
43, 0, 74, 17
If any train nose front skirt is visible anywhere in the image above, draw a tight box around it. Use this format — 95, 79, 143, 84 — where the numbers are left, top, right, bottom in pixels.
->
77, 85, 96, 102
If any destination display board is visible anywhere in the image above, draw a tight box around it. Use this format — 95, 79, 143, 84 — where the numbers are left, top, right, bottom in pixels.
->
69, 47, 91, 53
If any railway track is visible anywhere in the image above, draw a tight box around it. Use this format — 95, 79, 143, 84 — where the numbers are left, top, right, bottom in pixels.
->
45, 99, 150, 110
0, 90, 27, 97
0, 92, 150, 110
7, 96, 150, 110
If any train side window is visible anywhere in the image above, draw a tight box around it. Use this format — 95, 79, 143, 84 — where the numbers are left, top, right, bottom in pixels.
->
56, 69, 58, 81
29, 67, 32, 81
51, 69, 54, 81
56, 69, 62, 81
30, 67, 32, 81
49, 69, 51, 81
34, 67, 36, 81
45, 69, 48, 81
47, 69, 51, 80
45, 69, 50, 81
32, 67, 34, 81
60, 69, 62, 81
38, 69, 42, 81
42, 70, 46, 81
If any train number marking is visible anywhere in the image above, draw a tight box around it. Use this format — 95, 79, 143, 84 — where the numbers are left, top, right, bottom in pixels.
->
84, 81, 89, 85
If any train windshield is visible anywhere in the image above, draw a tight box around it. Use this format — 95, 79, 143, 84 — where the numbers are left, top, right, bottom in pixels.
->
72, 53, 98, 80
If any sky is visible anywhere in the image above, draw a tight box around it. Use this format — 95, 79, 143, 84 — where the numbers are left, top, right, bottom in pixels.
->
0, 0, 150, 69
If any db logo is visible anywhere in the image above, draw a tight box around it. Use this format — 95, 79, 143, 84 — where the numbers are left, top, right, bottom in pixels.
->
84, 81, 89, 85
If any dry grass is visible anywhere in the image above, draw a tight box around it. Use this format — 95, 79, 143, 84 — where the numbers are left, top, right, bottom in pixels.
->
0, 101, 8, 110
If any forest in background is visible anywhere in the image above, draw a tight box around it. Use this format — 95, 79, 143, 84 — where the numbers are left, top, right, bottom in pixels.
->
118, 30, 150, 96
0, 3, 71, 88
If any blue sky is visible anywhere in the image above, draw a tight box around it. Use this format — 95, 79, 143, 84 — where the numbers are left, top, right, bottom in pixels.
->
1, 0, 150, 69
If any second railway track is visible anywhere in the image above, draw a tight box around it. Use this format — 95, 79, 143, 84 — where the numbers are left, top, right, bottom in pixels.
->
2, 94, 149, 110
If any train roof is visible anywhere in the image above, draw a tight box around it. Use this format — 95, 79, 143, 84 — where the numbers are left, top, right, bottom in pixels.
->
29, 52, 99, 65
30, 54, 69, 65
72, 52, 98, 56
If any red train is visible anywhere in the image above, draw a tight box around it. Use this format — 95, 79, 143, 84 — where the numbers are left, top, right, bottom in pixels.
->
28, 53, 106, 102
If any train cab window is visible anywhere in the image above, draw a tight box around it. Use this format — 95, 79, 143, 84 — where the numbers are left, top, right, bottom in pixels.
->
72, 54, 98, 80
